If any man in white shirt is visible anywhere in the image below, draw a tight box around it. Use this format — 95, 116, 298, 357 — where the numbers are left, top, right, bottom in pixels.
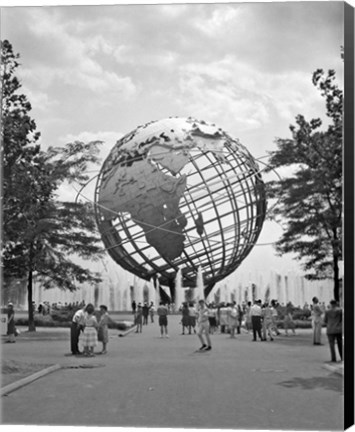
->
71, 306, 85, 355
250, 300, 263, 341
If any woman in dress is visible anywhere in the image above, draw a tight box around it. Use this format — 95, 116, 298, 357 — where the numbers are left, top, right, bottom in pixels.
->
261, 303, 274, 341
81, 303, 98, 357
98, 305, 109, 354
311, 297, 323, 345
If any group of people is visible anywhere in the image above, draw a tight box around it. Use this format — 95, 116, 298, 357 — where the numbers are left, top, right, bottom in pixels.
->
5, 294, 343, 363
179, 299, 285, 342
70, 303, 110, 356
132, 301, 155, 333
137, 300, 211, 350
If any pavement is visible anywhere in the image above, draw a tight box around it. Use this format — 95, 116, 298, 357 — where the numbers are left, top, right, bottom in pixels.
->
1, 316, 343, 430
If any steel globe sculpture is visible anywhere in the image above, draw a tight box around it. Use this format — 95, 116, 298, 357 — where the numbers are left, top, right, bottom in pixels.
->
94, 117, 267, 299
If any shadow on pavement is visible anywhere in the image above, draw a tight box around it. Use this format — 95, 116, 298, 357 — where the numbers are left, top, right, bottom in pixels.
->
277, 373, 343, 393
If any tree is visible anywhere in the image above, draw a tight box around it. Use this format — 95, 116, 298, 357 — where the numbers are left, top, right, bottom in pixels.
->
1, 40, 105, 330
266, 69, 342, 301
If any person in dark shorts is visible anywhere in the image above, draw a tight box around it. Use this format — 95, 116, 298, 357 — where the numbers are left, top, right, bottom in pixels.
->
157, 301, 169, 338
188, 302, 197, 334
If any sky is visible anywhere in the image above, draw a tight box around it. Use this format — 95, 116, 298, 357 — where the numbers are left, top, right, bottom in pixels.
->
0, 1, 346, 279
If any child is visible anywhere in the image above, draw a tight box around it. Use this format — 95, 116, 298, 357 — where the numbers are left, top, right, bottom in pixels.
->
81, 303, 98, 357
98, 305, 110, 354
196, 299, 212, 350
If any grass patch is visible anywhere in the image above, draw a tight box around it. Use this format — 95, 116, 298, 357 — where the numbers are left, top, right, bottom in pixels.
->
1, 359, 53, 387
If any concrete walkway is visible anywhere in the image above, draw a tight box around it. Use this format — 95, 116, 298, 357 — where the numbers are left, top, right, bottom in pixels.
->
1, 316, 343, 430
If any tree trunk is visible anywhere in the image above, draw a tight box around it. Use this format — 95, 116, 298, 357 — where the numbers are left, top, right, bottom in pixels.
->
27, 268, 36, 332
333, 253, 339, 302
332, 230, 340, 303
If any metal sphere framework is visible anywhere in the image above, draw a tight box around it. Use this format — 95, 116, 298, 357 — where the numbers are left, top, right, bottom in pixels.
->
94, 117, 267, 297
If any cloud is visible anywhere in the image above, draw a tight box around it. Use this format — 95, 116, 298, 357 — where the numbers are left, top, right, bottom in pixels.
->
15, 8, 138, 99
174, 55, 328, 136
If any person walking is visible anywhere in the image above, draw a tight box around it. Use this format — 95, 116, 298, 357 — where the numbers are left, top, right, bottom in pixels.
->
311, 297, 323, 345
80, 303, 98, 357
70, 305, 85, 355
98, 305, 110, 354
157, 301, 169, 338
196, 299, 212, 351
250, 300, 263, 341
323, 300, 343, 362
284, 301, 296, 336
6, 302, 16, 343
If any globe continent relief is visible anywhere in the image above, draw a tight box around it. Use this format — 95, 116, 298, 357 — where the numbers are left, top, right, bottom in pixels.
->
94, 117, 267, 295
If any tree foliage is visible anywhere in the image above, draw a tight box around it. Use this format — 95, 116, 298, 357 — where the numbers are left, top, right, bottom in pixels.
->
1, 40, 105, 330
266, 69, 342, 301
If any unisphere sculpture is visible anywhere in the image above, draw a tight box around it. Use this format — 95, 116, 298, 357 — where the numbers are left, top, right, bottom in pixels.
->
94, 117, 267, 299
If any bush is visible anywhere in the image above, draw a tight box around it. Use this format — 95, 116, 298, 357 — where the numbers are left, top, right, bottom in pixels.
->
15, 315, 59, 327
50, 307, 78, 323
15, 311, 133, 330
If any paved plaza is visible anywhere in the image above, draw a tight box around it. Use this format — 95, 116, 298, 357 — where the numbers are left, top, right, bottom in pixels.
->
1, 315, 343, 430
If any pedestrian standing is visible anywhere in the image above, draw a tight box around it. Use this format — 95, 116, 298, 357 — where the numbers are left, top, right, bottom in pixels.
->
261, 303, 274, 341
323, 300, 343, 362
157, 301, 169, 338
135, 304, 143, 333
142, 303, 149, 325
208, 304, 217, 334
149, 301, 155, 323
80, 303, 98, 357
245, 301, 252, 333
131, 300, 137, 315
70, 305, 85, 355
188, 302, 197, 334
237, 304, 243, 334
250, 300, 263, 341
181, 302, 190, 335
6, 302, 16, 343
98, 305, 110, 354
311, 297, 323, 345
196, 299, 212, 351
227, 302, 239, 338
270, 300, 281, 336
219, 303, 229, 334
